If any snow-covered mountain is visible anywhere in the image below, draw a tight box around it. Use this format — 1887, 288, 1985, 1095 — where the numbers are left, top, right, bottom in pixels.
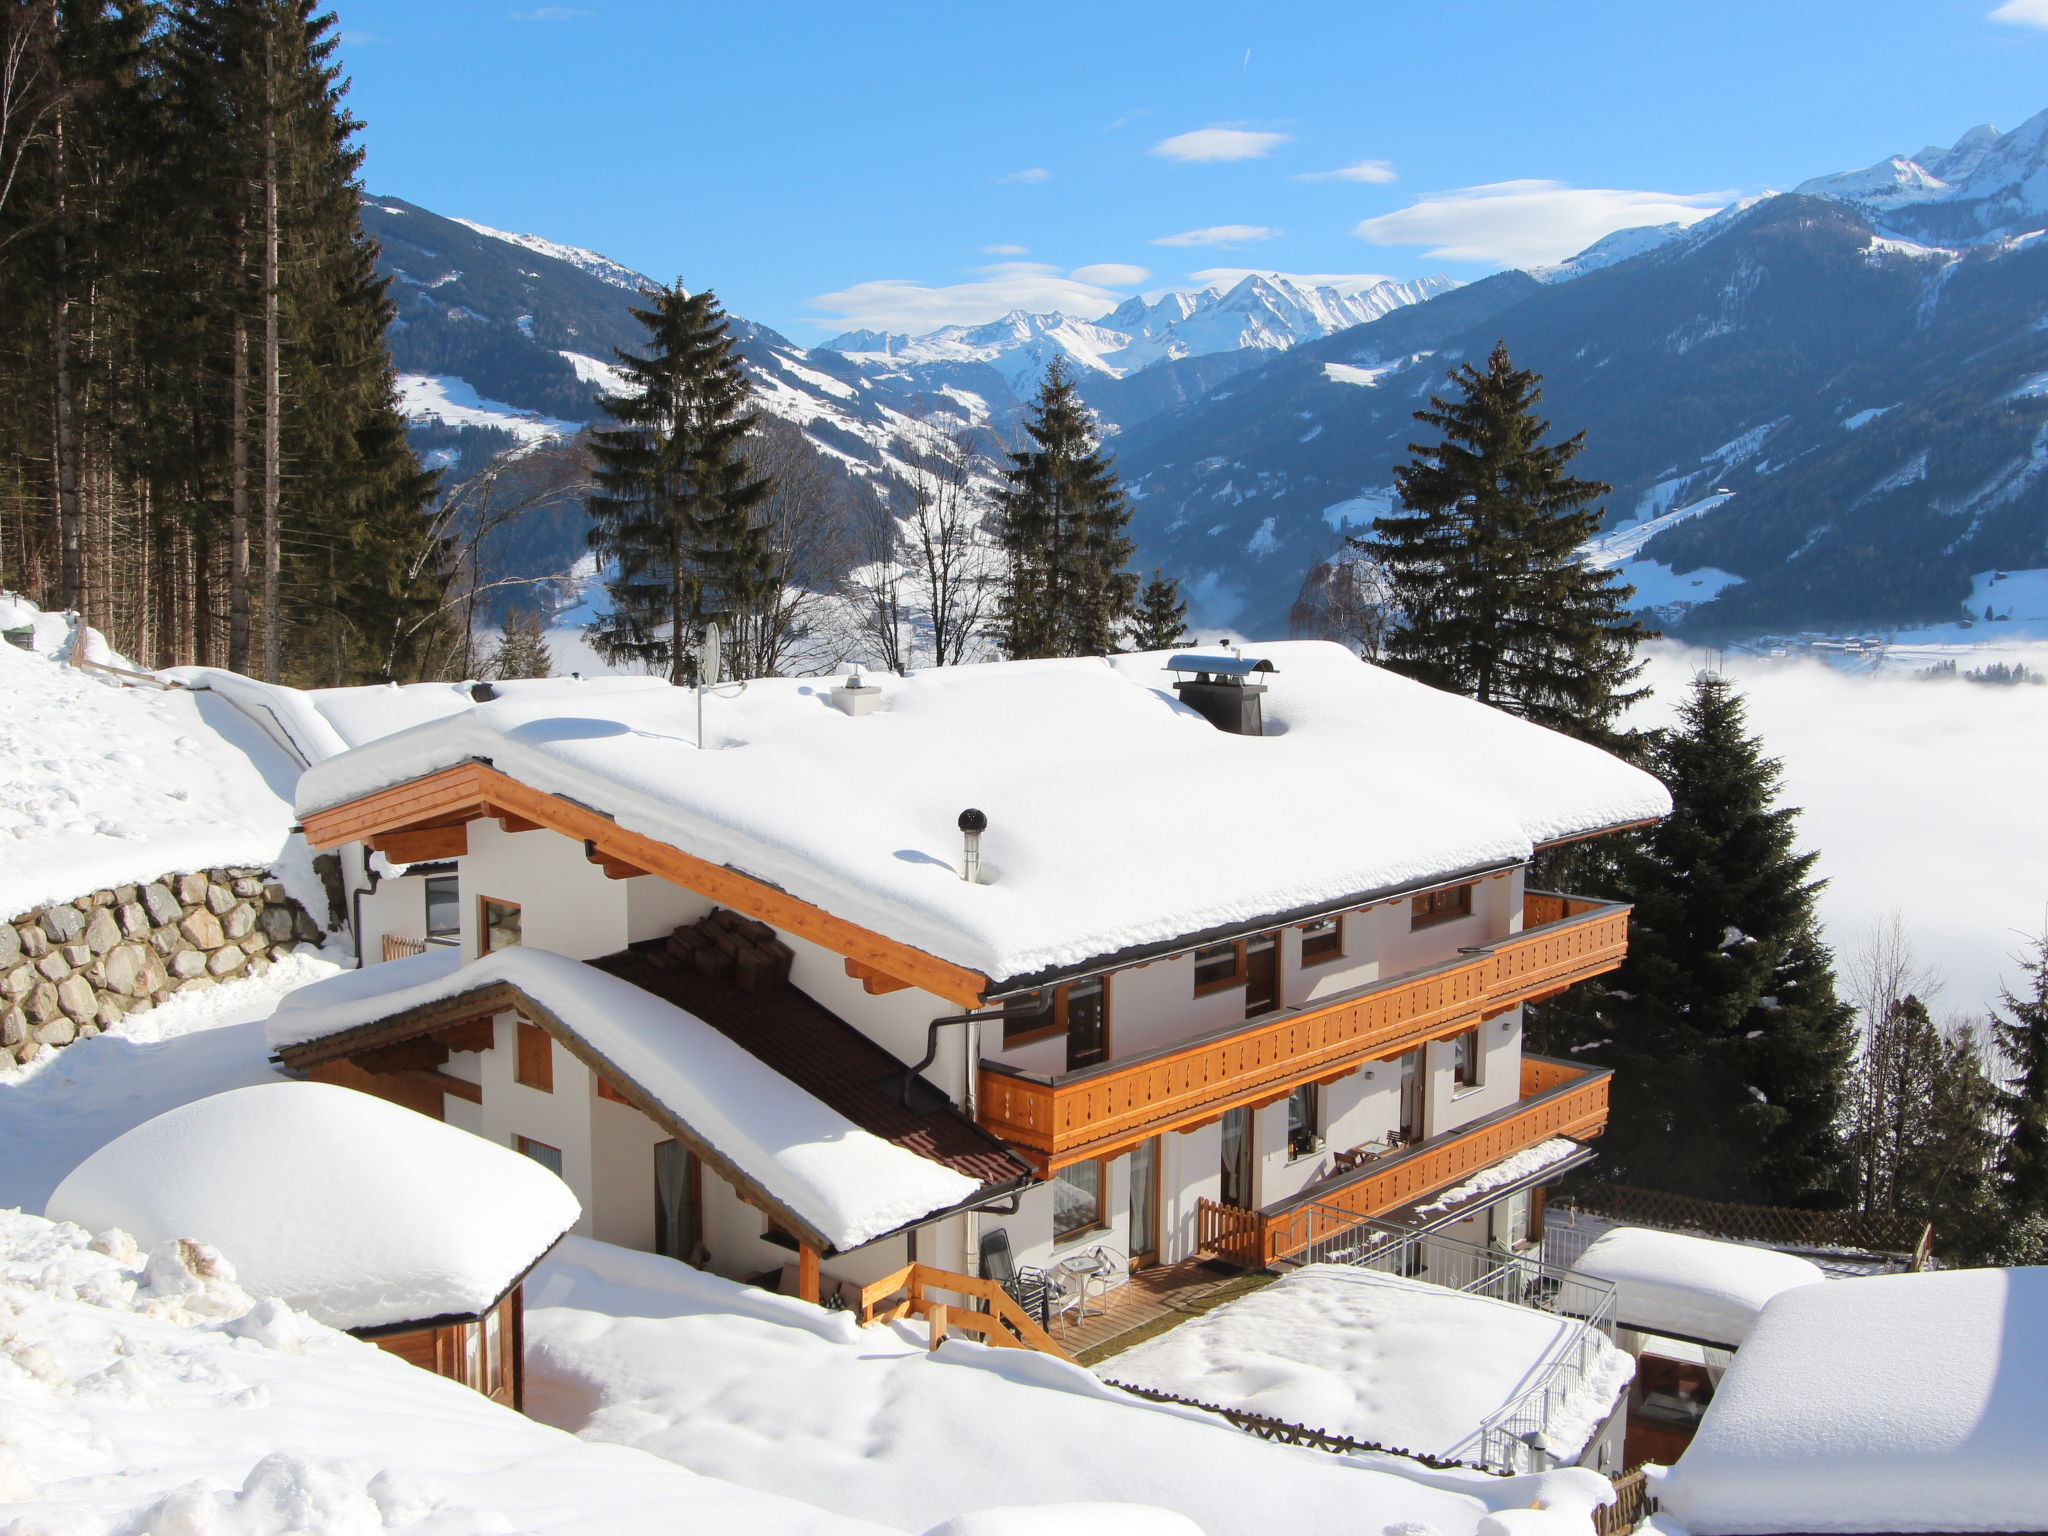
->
821, 273, 1454, 400
1792, 108, 2048, 246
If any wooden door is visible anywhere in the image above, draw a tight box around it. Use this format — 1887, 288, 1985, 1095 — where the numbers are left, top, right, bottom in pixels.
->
1129, 1136, 1161, 1267
1244, 934, 1280, 1018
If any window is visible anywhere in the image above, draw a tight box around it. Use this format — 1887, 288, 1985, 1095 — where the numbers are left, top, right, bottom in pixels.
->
1219, 1106, 1253, 1209
1192, 941, 1247, 996
1410, 883, 1473, 929
654, 1141, 699, 1261
1451, 1028, 1482, 1091
1002, 991, 1059, 1047
515, 1020, 553, 1091
1001, 979, 1110, 1070
424, 874, 460, 946
1052, 1160, 1105, 1241
515, 1135, 563, 1176
1300, 915, 1344, 965
1287, 1082, 1322, 1159
480, 897, 522, 953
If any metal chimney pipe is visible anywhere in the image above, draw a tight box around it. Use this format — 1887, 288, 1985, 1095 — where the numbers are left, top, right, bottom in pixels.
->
957, 808, 987, 884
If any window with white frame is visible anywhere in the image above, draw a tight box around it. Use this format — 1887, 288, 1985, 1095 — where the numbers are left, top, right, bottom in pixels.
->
1451, 1028, 1482, 1091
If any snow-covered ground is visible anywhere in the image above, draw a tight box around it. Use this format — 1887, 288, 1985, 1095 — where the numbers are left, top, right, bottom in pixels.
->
0, 604, 320, 921
1101, 1264, 1631, 1465
0, 1209, 901, 1535
1580, 492, 1744, 620
524, 1236, 1617, 1536
394, 372, 584, 445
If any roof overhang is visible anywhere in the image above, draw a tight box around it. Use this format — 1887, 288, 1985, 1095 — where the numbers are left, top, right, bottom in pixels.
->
297, 759, 993, 1008
272, 976, 958, 1260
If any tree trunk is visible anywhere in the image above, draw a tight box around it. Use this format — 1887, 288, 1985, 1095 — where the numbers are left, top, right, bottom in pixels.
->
228, 301, 250, 671
50, 27, 81, 614
259, 26, 282, 682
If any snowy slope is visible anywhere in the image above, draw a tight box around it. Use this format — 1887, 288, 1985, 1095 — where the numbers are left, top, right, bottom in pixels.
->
0, 1209, 903, 1535
0, 601, 317, 922
1793, 108, 2048, 245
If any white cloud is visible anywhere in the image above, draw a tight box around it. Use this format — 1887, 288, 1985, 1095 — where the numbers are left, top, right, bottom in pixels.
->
1186, 267, 1398, 296
1069, 263, 1151, 286
1152, 224, 1279, 249
1354, 179, 1726, 267
1150, 127, 1291, 163
1989, 0, 2048, 25
1296, 159, 1398, 184
998, 168, 1050, 184
808, 262, 1144, 332
981, 243, 1029, 255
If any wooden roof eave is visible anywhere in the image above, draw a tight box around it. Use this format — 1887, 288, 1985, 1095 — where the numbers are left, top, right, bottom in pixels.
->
274, 979, 851, 1258
298, 760, 992, 1009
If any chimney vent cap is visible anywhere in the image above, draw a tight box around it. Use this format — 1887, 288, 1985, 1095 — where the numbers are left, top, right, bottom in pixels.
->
1164, 652, 1277, 678
957, 808, 988, 834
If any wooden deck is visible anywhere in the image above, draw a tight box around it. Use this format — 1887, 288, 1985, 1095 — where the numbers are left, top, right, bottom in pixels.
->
1057, 1258, 1272, 1365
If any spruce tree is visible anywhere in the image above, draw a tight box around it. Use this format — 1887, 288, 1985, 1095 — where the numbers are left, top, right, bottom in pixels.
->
1365, 340, 1647, 748
1128, 568, 1190, 651
488, 608, 553, 680
1990, 934, 2048, 1225
994, 357, 1137, 658
1540, 673, 1854, 1205
586, 284, 773, 684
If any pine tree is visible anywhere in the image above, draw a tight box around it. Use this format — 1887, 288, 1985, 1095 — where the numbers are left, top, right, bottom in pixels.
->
1365, 340, 1647, 748
1128, 568, 1190, 651
1538, 672, 1854, 1204
994, 357, 1137, 658
487, 607, 552, 680
585, 284, 773, 684
1990, 933, 2048, 1224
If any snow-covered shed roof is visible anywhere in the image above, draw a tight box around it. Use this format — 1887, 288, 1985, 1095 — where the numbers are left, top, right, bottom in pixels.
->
45, 1081, 579, 1331
1102, 1263, 1632, 1464
266, 947, 989, 1252
1655, 1266, 2048, 1535
1567, 1227, 1826, 1348
292, 643, 1670, 987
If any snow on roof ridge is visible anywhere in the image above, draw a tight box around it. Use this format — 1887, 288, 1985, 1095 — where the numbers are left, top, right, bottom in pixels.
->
268, 947, 981, 1251
46, 1079, 579, 1331
289, 644, 1670, 984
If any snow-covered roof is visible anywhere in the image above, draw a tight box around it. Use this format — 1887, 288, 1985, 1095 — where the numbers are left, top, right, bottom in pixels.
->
1102, 1263, 1631, 1464
1567, 1227, 1826, 1348
1655, 1266, 2048, 1535
266, 947, 983, 1250
45, 1080, 580, 1331
293, 643, 1670, 985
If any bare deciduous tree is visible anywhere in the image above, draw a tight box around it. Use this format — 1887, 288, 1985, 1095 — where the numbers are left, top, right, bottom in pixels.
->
725, 417, 856, 678
1290, 547, 1397, 660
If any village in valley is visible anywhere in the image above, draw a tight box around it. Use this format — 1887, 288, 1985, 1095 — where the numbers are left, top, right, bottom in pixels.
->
2, 4, 2047, 1534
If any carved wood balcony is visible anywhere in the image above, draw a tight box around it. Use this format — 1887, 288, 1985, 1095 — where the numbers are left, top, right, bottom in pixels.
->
1208, 1056, 1614, 1268
977, 893, 1627, 1168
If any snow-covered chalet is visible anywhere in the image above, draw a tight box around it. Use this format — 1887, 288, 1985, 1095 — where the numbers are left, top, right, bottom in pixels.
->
271, 642, 1668, 1322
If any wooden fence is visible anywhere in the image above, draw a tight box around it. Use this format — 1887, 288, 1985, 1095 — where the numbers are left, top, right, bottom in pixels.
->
381, 934, 429, 963
1593, 1469, 1657, 1536
855, 1262, 1074, 1361
1557, 1182, 1926, 1256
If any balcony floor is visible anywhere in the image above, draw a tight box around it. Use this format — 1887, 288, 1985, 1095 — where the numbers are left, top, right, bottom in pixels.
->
1064, 1259, 1274, 1366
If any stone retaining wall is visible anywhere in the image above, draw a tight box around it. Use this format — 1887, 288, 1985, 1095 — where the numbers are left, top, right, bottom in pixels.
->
2, 868, 325, 1067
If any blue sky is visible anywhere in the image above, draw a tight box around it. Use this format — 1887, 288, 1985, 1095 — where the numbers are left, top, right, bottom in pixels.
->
337, 0, 2048, 339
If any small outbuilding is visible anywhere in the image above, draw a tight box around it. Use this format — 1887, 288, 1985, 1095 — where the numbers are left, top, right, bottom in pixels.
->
1654, 1265, 2048, 1535
46, 1080, 580, 1409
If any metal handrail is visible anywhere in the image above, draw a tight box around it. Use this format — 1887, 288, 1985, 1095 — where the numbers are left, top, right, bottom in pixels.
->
1290, 1211, 1618, 1474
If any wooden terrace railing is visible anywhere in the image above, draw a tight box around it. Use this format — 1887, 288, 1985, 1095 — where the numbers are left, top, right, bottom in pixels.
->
1199, 1056, 1613, 1269
979, 893, 1628, 1167
855, 1262, 1075, 1361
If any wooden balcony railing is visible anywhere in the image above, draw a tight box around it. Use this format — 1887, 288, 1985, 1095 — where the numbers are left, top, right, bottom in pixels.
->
1200, 1056, 1613, 1269
978, 892, 1628, 1167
